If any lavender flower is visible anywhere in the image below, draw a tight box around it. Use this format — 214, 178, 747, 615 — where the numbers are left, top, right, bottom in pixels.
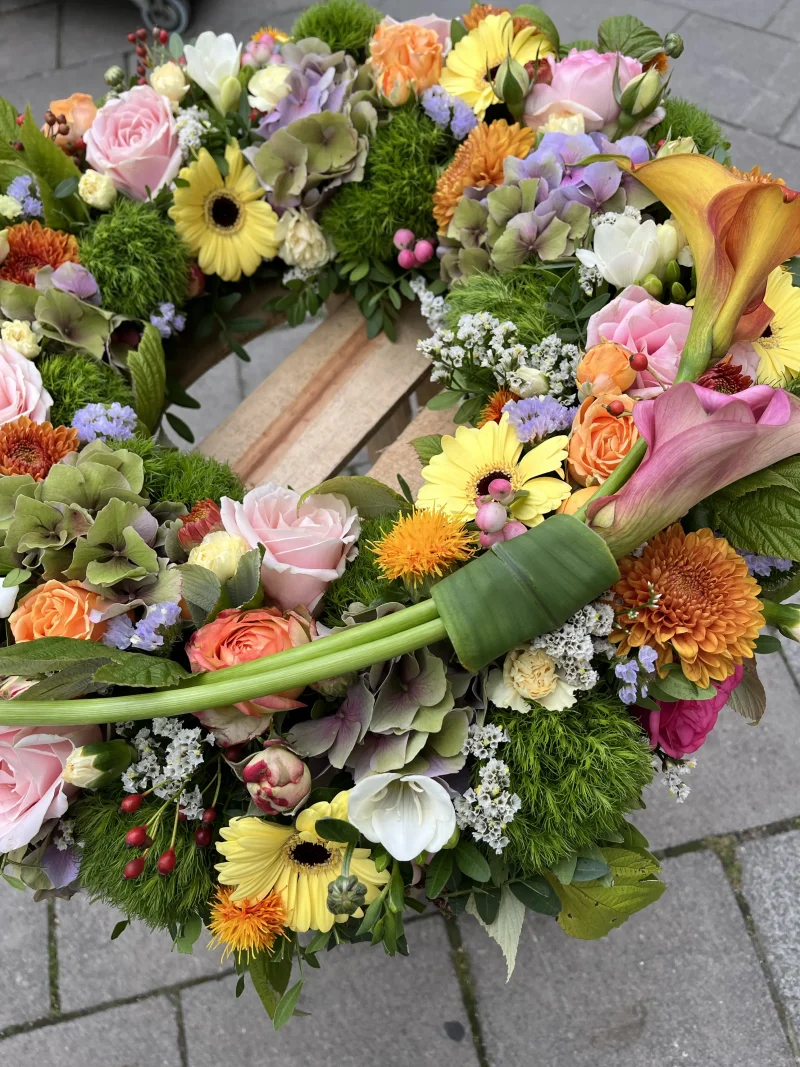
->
638, 645, 659, 672
741, 552, 794, 578
72, 403, 138, 443
103, 614, 135, 650
503, 396, 575, 443
103, 602, 182, 653
150, 302, 186, 339
615, 660, 639, 685
451, 98, 478, 141
6, 174, 43, 218
618, 684, 638, 705
421, 86, 478, 141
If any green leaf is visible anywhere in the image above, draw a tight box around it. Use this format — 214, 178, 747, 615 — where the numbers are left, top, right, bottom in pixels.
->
0, 98, 19, 143
93, 655, 192, 690
754, 634, 782, 655
388, 862, 406, 914
466, 884, 525, 979
350, 261, 370, 283
597, 15, 663, 59
314, 818, 360, 845
708, 457, 800, 558
175, 913, 203, 954
509, 876, 561, 916
425, 851, 453, 899
179, 562, 223, 627
169, 32, 184, 58
224, 547, 262, 609
54, 176, 80, 199
248, 954, 279, 1019
514, 5, 560, 51
551, 853, 578, 884
450, 18, 468, 45
273, 979, 304, 1031
166, 412, 195, 443
0, 636, 117, 676
572, 857, 612, 883
14, 659, 112, 701
474, 886, 502, 924
305, 929, 331, 953
128, 325, 166, 432
110, 919, 130, 940
454, 840, 491, 882
356, 888, 386, 935
3, 567, 29, 586
19, 109, 88, 228
453, 395, 484, 426
647, 669, 717, 703
299, 475, 409, 517
727, 659, 766, 724
426, 389, 462, 411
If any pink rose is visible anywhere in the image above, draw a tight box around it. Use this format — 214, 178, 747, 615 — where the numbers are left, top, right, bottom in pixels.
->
525, 49, 653, 135
586, 285, 693, 399
220, 484, 360, 615
0, 723, 102, 852
84, 85, 182, 201
380, 13, 452, 51
636, 666, 744, 759
0, 340, 52, 425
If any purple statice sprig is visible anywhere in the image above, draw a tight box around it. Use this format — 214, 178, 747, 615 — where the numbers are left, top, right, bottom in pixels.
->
421, 86, 478, 141
6, 174, 43, 219
150, 302, 186, 339
503, 396, 575, 444
741, 552, 794, 578
615, 646, 659, 705
72, 403, 137, 443
103, 601, 183, 653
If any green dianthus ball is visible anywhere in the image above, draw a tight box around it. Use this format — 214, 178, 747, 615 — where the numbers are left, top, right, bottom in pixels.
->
445, 265, 559, 348
650, 97, 731, 161
39, 352, 135, 428
320, 104, 452, 263
109, 436, 244, 507
492, 692, 653, 874
291, 0, 381, 57
79, 199, 190, 321
319, 513, 406, 627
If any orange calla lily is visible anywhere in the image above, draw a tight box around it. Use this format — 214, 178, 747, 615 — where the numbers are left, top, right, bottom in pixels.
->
616, 154, 800, 377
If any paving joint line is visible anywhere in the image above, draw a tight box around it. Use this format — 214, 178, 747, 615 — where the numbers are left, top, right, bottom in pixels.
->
169, 990, 190, 1067
46, 899, 60, 1017
679, 9, 800, 42
444, 916, 491, 1067
654, 813, 800, 861
765, 0, 793, 33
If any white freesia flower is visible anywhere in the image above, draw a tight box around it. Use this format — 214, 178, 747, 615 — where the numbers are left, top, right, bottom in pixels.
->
0, 584, 19, 618
347, 772, 456, 862
184, 31, 242, 113
655, 217, 693, 274
577, 214, 661, 289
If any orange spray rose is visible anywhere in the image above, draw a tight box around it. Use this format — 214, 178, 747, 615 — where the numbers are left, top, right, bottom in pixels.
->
9, 580, 107, 642
567, 393, 640, 487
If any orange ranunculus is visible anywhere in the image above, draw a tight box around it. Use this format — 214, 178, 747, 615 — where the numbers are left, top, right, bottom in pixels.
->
186, 607, 315, 714
46, 92, 97, 148
557, 486, 598, 516
9, 580, 107, 643
369, 23, 443, 106
568, 393, 640, 487
575, 342, 636, 400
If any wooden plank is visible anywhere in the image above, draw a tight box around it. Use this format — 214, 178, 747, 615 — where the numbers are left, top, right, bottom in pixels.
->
198, 298, 432, 490
368, 403, 457, 497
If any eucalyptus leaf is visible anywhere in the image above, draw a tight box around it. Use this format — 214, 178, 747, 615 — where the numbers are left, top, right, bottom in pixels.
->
509, 876, 561, 916
273, 980, 304, 1030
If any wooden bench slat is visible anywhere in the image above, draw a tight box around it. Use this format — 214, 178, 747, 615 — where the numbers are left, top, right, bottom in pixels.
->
368, 405, 457, 497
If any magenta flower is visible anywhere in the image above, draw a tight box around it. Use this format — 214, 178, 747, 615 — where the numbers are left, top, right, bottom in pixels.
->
588, 382, 800, 557
637, 665, 743, 758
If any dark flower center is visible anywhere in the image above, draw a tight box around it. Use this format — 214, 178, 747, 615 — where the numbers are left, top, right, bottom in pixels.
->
209, 192, 241, 230
289, 841, 333, 868
476, 470, 510, 496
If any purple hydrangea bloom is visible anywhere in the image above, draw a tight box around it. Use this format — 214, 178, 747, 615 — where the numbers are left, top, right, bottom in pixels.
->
72, 402, 137, 443
7, 173, 43, 218
742, 552, 794, 577
503, 396, 575, 443
46, 262, 101, 305
150, 302, 186, 339
255, 43, 357, 138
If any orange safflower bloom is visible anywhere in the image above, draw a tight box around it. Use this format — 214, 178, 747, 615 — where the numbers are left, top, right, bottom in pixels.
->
478, 388, 519, 427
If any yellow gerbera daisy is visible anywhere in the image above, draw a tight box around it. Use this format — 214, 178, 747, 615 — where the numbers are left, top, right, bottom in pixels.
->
216, 793, 388, 934
416, 413, 570, 526
169, 141, 280, 283
440, 13, 555, 119
750, 267, 800, 386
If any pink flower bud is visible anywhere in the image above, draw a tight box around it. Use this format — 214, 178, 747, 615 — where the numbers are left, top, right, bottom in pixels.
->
393, 228, 415, 250
397, 248, 417, 270
487, 477, 513, 503
501, 521, 527, 541
243, 742, 311, 815
413, 239, 434, 264
475, 501, 507, 534
479, 530, 505, 548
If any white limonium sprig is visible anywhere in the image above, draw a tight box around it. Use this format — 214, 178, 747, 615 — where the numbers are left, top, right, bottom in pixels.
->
462, 722, 509, 760
658, 757, 697, 803
531, 599, 615, 691
455, 758, 521, 854
175, 105, 211, 160
119, 719, 214, 799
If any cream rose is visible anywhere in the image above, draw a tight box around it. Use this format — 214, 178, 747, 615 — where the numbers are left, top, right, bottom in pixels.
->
1, 320, 40, 359
187, 530, 249, 583
150, 61, 189, 108
247, 65, 292, 113
488, 646, 577, 712
0, 228, 8, 264
277, 209, 333, 271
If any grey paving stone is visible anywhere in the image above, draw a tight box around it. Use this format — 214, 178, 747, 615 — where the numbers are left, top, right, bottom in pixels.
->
0, 6, 58, 82
56, 893, 229, 1012
637, 653, 800, 850
681, 0, 787, 31
0, 55, 126, 117
676, 14, 800, 137
60, 2, 136, 64
181, 916, 478, 1067
0, 880, 51, 1031
462, 850, 793, 1067
722, 122, 800, 183
741, 830, 800, 1033
0, 996, 181, 1066
769, 0, 800, 40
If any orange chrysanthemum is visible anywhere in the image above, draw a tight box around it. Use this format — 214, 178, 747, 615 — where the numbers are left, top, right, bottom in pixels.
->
729, 164, 786, 188
0, 221, 79, 287
462, 4, 531, 34
478, 388, 519, 427
372, 508, 476, 586
208, 886, 287, 962
0, 417, 79, 480
433, 120, 536, 232
611, 525, 764, 689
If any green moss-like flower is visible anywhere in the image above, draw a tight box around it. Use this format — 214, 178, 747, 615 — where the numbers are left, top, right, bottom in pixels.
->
291, 0, 381, 58
108, 436, 244, 507
492, 692, 653, 875
319, 513, 405, 627
445, 265, 559, 348
319, 104, 452, 263
79, 199, 190, 321
40, 352, 135, 429
650, 97, 731, 161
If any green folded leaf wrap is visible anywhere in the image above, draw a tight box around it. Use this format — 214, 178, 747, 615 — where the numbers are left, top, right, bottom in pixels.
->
431, 515, 620, 671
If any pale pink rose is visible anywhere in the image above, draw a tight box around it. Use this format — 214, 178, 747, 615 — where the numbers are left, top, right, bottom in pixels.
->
0, 340, 52, 424
380, 13, 451, 51
220, 483, 360, 614
586, 285, 693, 399
0, 724, 102, 852
525, 48, 652, 135
84, 85, 182, 201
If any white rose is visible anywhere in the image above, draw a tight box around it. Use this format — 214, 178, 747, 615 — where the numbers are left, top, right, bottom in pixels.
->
184, 31, 242, 113
0, 320, 40, 359
487, 646, 577, 712
78, 170, 117, 211
277, 209, 333, 271
0, 229, 8, 265
247, 65, 292, 113
540, 112, 586, 136
576, 214, 661, 289
150, 62, 189, 108
513, 366, 550, 398
187, 530, 249, 583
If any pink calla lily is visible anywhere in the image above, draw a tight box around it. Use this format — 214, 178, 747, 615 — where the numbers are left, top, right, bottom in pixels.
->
588, 382, 800, 557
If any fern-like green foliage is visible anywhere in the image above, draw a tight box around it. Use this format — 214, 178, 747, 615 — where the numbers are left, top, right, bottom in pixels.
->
493, 692, 653, 874
109, 436, 245, 506
320, 104, 452, 263
73, 792, 214, 929
291, 0, 381, 56
445, 265, 560, 348
319, 514, 406, 627
79, 199, 190, 321
39, 352, 135, 428
650, 97, 731, 161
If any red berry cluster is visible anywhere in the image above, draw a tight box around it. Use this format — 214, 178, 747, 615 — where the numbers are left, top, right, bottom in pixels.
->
127, 26, 171, 86
120, 792, 218, 881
